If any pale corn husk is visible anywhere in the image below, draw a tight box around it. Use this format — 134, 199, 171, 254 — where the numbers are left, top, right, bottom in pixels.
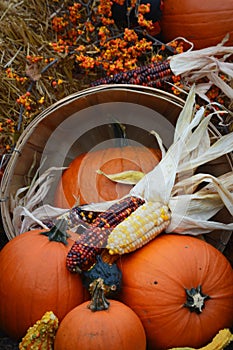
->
150, 130, 167, 158
11, 165, 68, 233
13, 204, 68, 234
130, 85, 233, 235
169, 44, 233, 100
96, 169, 145, 184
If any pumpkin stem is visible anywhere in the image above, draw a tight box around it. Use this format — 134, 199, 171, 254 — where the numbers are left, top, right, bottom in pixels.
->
111, 121, 129, 147
41, 219, 70, 245
88, 277, 110, 311
184, 285, 210, 314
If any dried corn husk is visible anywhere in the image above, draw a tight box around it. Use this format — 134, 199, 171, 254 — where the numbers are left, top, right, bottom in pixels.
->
11, 164, 67, 233
129, 85, 233, 234
96, 169, 145, 184
170, 44, 233, 101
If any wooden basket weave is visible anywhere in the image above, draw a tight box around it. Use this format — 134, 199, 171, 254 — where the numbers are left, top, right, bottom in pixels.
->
0, 84, 232, 261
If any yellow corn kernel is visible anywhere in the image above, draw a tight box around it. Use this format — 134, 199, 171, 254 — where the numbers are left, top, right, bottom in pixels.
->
106, 202, 171, 255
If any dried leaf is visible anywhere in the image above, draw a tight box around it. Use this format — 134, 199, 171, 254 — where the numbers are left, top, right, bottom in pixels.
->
26, 62, 41, 81
97, 169, 145, 184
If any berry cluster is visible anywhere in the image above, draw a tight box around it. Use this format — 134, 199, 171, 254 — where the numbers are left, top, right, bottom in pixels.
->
50, 0, 164, 75
0, 118, 15, 155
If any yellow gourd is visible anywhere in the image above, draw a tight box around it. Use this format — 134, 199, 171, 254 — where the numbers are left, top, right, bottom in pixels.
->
168, 328, 233, 350
19, 311, 59, 350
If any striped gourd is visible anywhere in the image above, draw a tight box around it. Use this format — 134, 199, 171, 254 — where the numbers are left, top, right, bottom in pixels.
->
106, 201, 171, 255
66, 196, 145, 272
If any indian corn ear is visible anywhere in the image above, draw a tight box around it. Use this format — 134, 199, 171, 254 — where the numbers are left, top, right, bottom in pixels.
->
66, 196, 145, 272
107, 201, 171, 255
92, 196, 145, 228
19, 311, 59, 350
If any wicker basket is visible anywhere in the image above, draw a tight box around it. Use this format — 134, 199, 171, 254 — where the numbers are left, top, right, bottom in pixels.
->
0, 84, 232, 261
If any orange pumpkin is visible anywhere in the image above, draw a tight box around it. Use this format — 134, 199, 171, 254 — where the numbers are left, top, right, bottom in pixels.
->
0, 221, 85, 340
54, 146, 161, 208
54, 278, 146, 350
118, 234, 233, 350
160, 0, 233, 49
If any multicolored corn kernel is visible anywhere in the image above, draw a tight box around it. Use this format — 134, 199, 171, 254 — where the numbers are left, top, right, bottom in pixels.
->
91, 60, 172, 87
72, 207, 100, 224
66, 228, 108, 272
66, 196, 145, 272
92, 196, 145, 228
107, 201, 171, 255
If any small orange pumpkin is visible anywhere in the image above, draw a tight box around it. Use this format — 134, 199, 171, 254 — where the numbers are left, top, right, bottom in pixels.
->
0, 221, 85, 340
160, 0, 233, 49
54, 146, 161, 208
54, 278, 146, 350
118, 234, 233, 349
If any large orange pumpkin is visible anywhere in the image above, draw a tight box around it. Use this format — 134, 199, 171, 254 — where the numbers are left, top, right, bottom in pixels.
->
160, 0, 233, 49
54, 146, 161, 208
117, 234, 233, 350
54, 278, 146, 350
0, 222, 85, 340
